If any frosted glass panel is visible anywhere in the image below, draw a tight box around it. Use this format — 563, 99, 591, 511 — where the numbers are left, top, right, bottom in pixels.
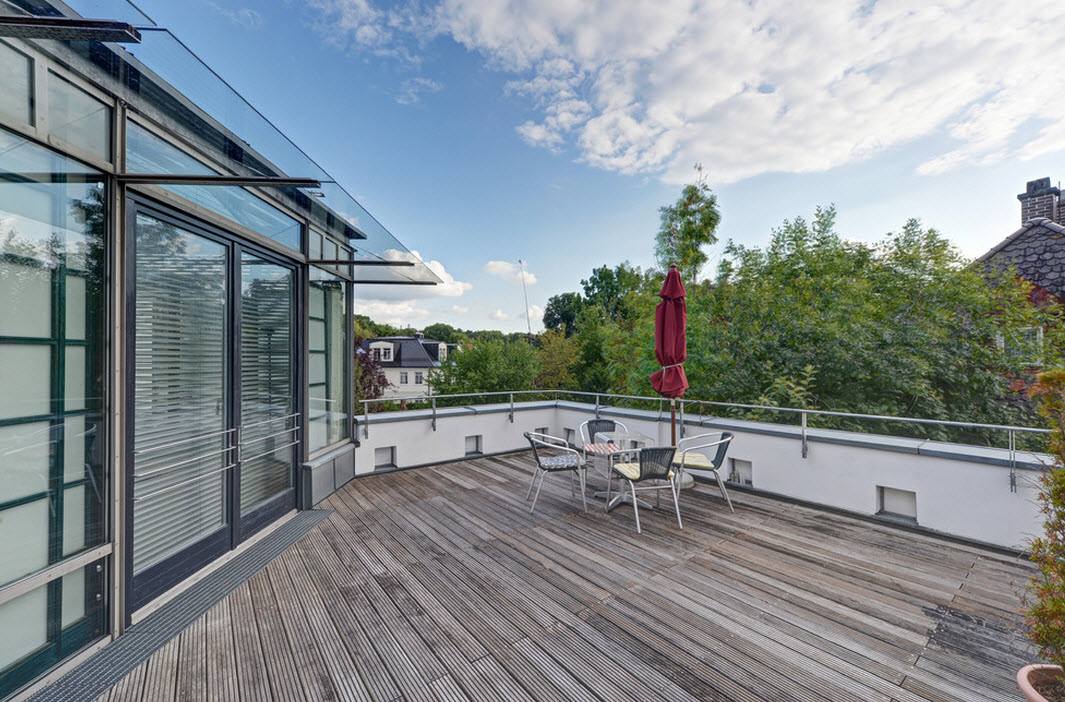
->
48, 73, 111, 162
65, 346, 86, 411
0, 42, 32, 126
0, 422, 50, 502
309, 287, 324, 317
63, 485, 86, 556
0, 586, 46, 669
0, 500, 48, 586
61, 571, 85, 629
309, 354, 325, 385
66, 275, 87, 341
63, 416, 87, 482
310, 319, 325, 349
0, 345, 50, 419
0, 261, 51, 338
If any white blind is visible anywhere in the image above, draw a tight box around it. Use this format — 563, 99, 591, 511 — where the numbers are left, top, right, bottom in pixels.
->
131, 215, 228, 575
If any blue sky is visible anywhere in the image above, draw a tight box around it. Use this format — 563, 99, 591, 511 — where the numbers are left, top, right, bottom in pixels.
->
138, 0, 1065, 332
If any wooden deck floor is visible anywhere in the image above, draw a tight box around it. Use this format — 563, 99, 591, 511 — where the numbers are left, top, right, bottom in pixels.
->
95, 452, 1036, 702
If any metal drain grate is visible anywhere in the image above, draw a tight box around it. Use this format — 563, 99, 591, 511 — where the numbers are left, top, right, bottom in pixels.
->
28, 510, 333, 702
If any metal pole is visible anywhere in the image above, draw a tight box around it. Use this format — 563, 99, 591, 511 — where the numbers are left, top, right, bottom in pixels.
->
363, 401, 370, 439
509, 393, 514, 423
431, 397, 437, 432
1009, 429, 1017, 493
670, 398, 677, 446
801, 411, 808, 459
595, 395, 601, 419
679, 399, 685, 440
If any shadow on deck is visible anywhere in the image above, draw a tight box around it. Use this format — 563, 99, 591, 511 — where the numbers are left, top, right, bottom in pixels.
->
95, 452, 1035, 702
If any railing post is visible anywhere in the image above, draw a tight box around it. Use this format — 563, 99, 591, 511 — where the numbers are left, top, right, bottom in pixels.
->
801, 411, 808, 459
595, 395, 600, 419
679, 400, 685, 440
431, 397, 437, 432
509, 393, 514, 423
1009, 428, 1017, 493
363, 402, 369, 439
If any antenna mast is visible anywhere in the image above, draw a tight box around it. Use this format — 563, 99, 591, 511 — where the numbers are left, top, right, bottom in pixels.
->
518, 259, 532, 336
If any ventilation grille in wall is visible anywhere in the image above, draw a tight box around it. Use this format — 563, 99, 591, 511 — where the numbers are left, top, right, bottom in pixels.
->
374, 446, 396, 470
729, 458, 753, 486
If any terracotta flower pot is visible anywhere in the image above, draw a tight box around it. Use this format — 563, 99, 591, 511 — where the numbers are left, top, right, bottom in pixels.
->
1019, 664, 1065, 702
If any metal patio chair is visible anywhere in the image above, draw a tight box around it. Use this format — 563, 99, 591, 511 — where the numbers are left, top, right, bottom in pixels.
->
673, 431, 735, 513
607, 446, 679, 534
579, 418, 628, 478
524, 431, 587, 514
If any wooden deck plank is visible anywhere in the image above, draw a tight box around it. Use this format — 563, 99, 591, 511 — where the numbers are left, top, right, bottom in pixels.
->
92, 451, 1033, 702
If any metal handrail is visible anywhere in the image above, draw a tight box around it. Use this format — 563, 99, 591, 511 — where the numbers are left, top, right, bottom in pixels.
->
132, 426, 235, 456
240, 412, 300, 431
359, 389, 1049, 436
132, 463, 235, 502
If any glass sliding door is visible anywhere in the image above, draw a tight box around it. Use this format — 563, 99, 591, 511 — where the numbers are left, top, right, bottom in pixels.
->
130, 212, 230, 608
128, 203, 300, 611
239, 255, 296, 532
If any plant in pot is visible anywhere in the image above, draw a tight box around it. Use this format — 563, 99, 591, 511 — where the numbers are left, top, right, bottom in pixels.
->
1021, 369, 1065, 702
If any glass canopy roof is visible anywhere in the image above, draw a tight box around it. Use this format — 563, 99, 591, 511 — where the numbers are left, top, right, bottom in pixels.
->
2, 0, 440, 285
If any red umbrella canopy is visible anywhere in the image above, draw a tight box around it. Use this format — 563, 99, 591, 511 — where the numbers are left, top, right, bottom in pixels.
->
650, 265, 689, 398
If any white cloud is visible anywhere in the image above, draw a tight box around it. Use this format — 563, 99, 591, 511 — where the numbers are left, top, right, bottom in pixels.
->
371, 249, 472, 299
483, 260, 538, 285
490, 308, 512, 320
526, 304, 544, 326
312, 1, 1065, 183
356, 299, 431, 325
209, 3, 262, 28
397, 77, 443, 105
449, 304, 470, 314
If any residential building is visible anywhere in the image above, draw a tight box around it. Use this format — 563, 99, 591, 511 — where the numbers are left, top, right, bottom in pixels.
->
0, 2, 437, 696
978, 177, 1065, 365
359, 333, 453, 398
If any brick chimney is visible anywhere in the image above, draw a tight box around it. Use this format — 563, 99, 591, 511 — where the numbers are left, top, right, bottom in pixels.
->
1018, 177, 1060, 224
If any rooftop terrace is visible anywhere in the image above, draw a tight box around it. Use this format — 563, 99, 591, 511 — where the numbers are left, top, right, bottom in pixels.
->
85, 451, 1033, 702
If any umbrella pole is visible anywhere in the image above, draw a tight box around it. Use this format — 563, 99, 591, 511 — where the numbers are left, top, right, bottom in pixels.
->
670, 398, 677, 446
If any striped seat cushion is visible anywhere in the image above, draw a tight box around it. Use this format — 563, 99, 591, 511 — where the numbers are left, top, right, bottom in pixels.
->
539, 454, 582, 470
672, 452, 716, 469
584, 442, 620, 455
612, 463, 674, 480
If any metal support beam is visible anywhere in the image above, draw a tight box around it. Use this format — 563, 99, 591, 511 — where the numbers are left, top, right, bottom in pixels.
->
306, 259, 415, 267
116, 174, 322, 187
0, 16, 141, 43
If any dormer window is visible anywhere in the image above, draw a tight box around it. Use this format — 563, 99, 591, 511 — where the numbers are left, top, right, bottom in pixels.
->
381, 346, 392, 361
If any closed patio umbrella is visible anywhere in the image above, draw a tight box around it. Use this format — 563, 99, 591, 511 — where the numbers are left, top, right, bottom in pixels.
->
650, 264, 688, 446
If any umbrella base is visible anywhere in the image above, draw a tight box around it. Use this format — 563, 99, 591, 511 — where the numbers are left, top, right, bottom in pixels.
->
599, 492, 655, 511
676, 472, 695, 490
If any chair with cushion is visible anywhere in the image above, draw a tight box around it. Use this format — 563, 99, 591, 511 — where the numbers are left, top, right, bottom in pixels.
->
607, 446, 679, 534
524, 431, 587, 514
673, 432, 735, 513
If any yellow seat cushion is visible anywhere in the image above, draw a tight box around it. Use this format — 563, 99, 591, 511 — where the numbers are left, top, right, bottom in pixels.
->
612, 463, 674, 480
673, 452, 716, 469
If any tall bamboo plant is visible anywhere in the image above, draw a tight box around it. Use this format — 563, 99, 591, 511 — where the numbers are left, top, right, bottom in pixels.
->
1025, 369, 1065, 677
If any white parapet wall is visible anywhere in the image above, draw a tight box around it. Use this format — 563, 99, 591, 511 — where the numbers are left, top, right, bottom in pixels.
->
350, 399, 1048, 551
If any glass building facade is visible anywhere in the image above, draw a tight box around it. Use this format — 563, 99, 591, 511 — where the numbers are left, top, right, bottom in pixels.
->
0, 2, 438, 696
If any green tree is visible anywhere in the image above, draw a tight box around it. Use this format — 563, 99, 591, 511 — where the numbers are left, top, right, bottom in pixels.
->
535, 329, 579, 390
611, 205, 1064, 441
421, 322, 468, 345
574, 307, 613, 393
543, 292, 585, 336
655, 165, 721, 284
429, 338, 540, 394
581, 263, 645, 323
